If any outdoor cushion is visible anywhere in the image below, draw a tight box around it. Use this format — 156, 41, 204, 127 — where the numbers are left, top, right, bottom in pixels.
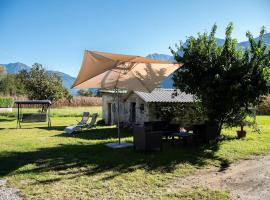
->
64, 125, 83, 134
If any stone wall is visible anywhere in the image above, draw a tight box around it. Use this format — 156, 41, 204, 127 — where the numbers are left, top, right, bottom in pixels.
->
102, 93, 149, 125
102, 93, 201, 126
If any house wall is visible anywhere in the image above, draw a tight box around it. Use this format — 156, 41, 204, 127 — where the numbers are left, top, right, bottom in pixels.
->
123, 93, 149, 125
102, 93, 150, 125
102, 94, 126, 125
102, 93, 201, 126
148, 102, 204, 126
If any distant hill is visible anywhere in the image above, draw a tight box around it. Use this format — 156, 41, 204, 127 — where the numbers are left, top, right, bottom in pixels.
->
1, 62, 79, 96
237, 32, 270, 48
147, 53, 175, 62
3, 62, 31, 74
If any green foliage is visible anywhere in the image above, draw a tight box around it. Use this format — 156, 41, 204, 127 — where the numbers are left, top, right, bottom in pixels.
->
96, 119, 106, 126
19, 63, 71, 101
0, 74, 27, 96
155, 102, 185, 122
155, 102, 205, 125
257, 95, 270, 115
0, 96, 14, 108
78, 89, 93, 96
0, 65, 7, 76
171, 23, 270, 135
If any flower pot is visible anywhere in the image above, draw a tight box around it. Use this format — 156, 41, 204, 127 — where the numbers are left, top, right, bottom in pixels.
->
237, 130, 246, 138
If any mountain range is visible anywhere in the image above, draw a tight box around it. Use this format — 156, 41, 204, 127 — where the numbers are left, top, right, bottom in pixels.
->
2, 33, 269, 95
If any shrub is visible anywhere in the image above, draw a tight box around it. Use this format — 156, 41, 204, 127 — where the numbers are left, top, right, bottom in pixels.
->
257, 96, 270, 115
0, 97, 14, 108
96, 119, 106, 126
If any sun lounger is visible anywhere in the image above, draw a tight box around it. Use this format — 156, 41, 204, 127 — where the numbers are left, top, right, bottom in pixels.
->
64, 113, 98, 134
86, 113, 98, 129
64, 112, 90, 134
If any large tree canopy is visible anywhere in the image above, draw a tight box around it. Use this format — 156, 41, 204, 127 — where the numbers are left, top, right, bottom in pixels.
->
19, 63, 70, 101
171, 23, 270, 135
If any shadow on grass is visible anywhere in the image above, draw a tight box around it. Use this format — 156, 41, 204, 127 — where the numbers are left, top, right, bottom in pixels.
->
0, 118, 15, 122
55, 127, 131, 140
0, 132, 229, 185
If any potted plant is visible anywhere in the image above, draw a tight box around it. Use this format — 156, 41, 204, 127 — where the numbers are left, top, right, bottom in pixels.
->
237, 123, 247, 138
227, 108, 257, 139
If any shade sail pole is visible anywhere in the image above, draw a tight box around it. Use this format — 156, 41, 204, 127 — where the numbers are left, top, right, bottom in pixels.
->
117, 88, 121, 144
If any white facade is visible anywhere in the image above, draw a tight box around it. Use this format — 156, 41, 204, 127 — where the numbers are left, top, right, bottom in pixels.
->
102, 93, 153, 126
101, 88, 196, 126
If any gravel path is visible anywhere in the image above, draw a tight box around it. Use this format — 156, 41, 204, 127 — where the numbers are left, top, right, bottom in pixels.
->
0, 179, 23, 200
166, 154, 270, 200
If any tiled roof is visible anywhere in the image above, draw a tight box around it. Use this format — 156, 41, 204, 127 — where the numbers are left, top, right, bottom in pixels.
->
134, 88, 194, 103
99, 89, 127, 94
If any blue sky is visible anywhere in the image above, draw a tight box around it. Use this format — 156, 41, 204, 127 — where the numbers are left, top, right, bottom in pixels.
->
0, 0, 269, 77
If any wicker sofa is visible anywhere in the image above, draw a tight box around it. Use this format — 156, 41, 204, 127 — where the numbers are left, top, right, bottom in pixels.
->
133, 121, 179, 151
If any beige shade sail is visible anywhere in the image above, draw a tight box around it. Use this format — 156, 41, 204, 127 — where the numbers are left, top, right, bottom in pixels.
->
72, 50, 181, 92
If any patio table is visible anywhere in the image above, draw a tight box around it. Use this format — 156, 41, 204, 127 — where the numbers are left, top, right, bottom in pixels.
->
172, 132, 193, 145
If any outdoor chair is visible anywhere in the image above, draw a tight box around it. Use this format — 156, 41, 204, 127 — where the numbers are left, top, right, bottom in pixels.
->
133, 125, 163, 152
77, 112, 90, 125
86, 113, 98, 129
64, 112, 90, 134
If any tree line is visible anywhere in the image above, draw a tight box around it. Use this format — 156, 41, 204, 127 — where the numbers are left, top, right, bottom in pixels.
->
0, 63, 71, 101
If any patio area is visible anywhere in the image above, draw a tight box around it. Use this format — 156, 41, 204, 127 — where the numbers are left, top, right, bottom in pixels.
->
1, 107, 270, 199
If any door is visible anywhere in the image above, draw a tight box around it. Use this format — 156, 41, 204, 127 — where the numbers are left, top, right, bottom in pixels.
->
107, 103, 112, 125
130, 102, 136, 123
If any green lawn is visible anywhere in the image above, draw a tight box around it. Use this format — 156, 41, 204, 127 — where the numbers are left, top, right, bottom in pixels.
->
1, 107, 270, 199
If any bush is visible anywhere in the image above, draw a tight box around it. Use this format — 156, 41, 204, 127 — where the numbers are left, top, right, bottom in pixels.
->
0, 97, 14, 108
257, 96, 270, 115
96, 119, 106, 126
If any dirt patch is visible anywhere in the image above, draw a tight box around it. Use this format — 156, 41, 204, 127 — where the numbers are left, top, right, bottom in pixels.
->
166, 154, 270, 200
0, 179, 23, 200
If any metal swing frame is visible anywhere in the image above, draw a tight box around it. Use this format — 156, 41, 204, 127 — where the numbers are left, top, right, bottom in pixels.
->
15, 100, 52, 128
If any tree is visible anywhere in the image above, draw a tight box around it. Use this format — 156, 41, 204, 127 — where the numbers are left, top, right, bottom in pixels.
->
19, 63, 71, 101
0, 74, 27, 96
0, 65, 26, 96
0, 65, 6, 76
78, 89, 93, 97
170, 23, 270, 137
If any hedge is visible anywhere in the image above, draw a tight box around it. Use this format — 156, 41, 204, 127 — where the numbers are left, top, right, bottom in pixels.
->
0, 97, 14, 108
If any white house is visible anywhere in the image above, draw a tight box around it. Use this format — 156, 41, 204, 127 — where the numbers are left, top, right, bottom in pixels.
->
101, 88, 196, 126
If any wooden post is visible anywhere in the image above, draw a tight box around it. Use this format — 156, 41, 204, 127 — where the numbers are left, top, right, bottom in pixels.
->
48, 105, 51, 128
16, 104, 21, 128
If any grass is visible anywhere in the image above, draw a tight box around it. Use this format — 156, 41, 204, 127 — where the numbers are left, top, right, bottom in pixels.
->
1, 106, 102, 118
1, 107, 270, 199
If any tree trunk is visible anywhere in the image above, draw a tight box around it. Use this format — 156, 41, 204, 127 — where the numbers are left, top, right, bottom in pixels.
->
240, 124, 244, 132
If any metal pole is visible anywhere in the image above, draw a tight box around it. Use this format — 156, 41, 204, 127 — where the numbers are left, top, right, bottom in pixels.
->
117, 88, 121, 144
16, 104, 19, 129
